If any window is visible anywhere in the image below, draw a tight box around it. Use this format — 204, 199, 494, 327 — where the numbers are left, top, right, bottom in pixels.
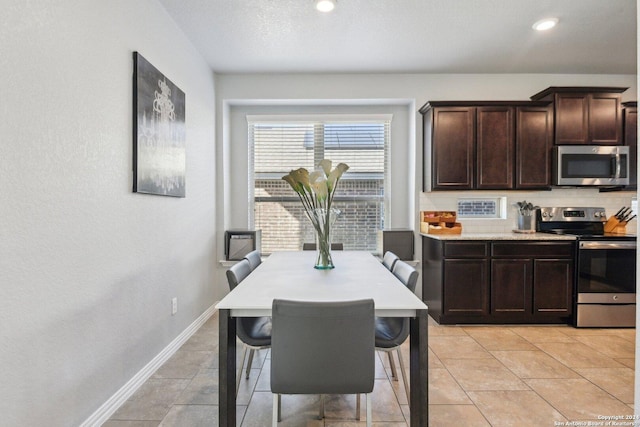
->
249, 115, 391, 254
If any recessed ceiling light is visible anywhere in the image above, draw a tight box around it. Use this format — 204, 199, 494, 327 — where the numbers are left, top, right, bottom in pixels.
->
316, 0, 336, 12
532, 18, 558, 31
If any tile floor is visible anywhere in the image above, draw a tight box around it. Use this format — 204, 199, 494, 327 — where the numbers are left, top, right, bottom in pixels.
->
105, 313, 635, 426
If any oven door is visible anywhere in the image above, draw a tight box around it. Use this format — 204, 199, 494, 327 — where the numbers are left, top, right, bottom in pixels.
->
576, 240, 636, 327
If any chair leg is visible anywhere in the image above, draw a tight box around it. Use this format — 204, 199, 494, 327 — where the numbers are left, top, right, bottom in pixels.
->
246, 349, 255, 379
277, 394, 282, 422
356, 393, 361, 420
236, 345, 248, 396
272, 394, 279, 426
318, 394, 325, 420
397, 347, 410, 401
366, 393, 372, 427
387, 351, 398, 379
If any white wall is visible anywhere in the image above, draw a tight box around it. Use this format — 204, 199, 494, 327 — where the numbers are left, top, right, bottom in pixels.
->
0, 1, 217, 425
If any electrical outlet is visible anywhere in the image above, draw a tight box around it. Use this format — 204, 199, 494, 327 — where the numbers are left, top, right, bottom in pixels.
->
172, 297, 178, 315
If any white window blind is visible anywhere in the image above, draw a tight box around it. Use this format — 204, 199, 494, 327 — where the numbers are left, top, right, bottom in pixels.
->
248, 115, 391, 254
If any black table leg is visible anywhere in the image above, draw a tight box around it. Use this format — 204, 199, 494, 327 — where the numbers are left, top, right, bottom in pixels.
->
409, 309, 429, 426
219, 309, 237, 427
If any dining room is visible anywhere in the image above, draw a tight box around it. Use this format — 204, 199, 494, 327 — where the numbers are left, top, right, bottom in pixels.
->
2, 1, 637, 426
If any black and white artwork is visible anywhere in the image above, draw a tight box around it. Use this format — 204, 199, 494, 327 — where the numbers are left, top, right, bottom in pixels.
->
133, 52, 186, 197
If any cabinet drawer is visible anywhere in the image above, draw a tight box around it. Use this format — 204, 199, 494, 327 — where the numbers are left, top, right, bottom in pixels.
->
491, 242, 574, 258
444, 242, 488, 257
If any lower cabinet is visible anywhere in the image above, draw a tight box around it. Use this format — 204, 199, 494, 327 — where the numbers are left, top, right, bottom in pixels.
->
423, 237, 575, 324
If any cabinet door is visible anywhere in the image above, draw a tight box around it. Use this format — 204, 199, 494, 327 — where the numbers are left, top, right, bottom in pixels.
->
443, 259, 489, 316
476, 107, 514, 189
624, 106, 637, 188
555, 93, 589, 145
589, 93, 622, 145
432, 107, 475, 190
491, 259, 532, 314
516, 106, 552, 189
532, 259, 573, 315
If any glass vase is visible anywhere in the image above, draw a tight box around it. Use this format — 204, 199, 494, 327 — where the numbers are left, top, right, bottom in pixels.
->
309, 208, 339, 269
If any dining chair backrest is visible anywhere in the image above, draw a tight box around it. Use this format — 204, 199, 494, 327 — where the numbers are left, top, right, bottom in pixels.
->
244, 250, 262, 271
270, 298, 375, 395
391, 260, 419, 293
382, 251, 399, 271
226, 259, 252, 290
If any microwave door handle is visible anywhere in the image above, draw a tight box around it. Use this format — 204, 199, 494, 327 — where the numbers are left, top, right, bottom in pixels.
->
614, 153, 621, 179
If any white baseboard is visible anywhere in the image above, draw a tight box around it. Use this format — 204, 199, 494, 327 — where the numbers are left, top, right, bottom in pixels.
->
81, 303, 219, 427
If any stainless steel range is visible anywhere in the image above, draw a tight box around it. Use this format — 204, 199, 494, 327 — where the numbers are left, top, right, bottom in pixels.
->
537, 207, 636, 328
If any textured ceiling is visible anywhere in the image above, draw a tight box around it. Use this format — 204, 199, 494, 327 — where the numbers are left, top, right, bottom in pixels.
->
157, 0, 637, 74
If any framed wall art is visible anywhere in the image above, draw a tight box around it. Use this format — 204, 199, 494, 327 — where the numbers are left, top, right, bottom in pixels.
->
133, 52, 186, 197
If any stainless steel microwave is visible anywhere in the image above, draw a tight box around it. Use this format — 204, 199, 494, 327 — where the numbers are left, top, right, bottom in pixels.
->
553, 145, 630, 186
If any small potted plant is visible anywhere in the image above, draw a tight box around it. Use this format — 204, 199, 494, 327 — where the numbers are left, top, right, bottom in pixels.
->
514, 200, 539, 232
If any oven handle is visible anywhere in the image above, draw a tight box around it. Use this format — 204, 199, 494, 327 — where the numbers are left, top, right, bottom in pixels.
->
579, 241, 637, 250
614, 152, 622, 179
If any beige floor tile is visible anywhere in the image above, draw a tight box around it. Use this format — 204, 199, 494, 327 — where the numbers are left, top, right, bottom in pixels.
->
369, 379, 406, 422
180, 331, 218, 352
152, 350, 216, 379
244, 391, 323, 427
526, 378, 633, 421
429, 336, 492, 360
428, 323, 469, 337
573, 334, 636, 359
429, 348, 445, 369
616, 358, 635, 369
491, 350, 580, 379
534, 341, 625, 368
429, 404, 491, 426
158, 404, 218, 426
609, 328, 636, 343
467, 390, 567, 426
174, 368, 218, 405
110, 378, 191, 421
462, 327, 538, 351
507, 326, 576, 343
428, 368, 472, 405
560, 327, 628, 337
574, 367, 635, 404
441, 358, 529, 391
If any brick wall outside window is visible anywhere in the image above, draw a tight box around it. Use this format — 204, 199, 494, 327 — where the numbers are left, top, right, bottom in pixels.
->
255, 179, 383, 253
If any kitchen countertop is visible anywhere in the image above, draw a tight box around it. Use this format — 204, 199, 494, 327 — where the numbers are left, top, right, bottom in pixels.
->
421, 232, 577, 241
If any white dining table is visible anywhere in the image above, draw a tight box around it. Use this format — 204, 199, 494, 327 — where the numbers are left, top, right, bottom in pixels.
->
216, 251, 429, 426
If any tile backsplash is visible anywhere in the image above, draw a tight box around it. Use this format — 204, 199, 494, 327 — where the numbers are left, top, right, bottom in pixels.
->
419, 188, 637, 234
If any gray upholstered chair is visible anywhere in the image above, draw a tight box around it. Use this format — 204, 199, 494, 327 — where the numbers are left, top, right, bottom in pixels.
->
302, 242, 344, 251
381, 251, 399, 271
270, 299, 375, 427
243, 249, 262, 271
226, 259, 271, 395
374, 260, 419, 400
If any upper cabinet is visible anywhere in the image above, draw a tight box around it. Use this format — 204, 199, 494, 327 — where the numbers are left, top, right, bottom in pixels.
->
421, 101, 552, 191
530, 87, 627, 145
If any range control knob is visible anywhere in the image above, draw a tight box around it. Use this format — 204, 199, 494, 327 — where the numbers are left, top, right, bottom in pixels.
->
542, 212, 548, 218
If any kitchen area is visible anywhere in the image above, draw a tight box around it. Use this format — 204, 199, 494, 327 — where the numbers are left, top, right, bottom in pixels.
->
419, 86, 637, 329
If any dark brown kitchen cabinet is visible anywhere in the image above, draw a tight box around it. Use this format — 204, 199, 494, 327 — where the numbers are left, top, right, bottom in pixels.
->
429, 106, 475, 190
515, 106, 553, 189
421, 101, 551, 191
531, 87, 627, 145
422, 238, 489, 323
423, 236, 575, 324
476, 107, 514, 189
623, 102, 637, 189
